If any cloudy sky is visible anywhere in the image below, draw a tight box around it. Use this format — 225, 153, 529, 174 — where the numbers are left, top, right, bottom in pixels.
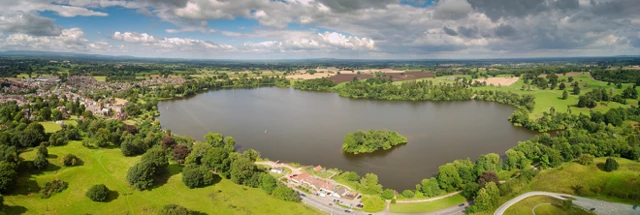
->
0, 0, 638, 59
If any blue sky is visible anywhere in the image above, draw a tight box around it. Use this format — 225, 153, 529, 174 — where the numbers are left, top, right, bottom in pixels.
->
0, 0, 639, 59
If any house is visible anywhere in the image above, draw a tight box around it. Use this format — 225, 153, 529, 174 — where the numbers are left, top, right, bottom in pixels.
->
56, 120, 65, 126
270, 168, 284, 174
314, 165, 322, 172
291, 173, 341, 198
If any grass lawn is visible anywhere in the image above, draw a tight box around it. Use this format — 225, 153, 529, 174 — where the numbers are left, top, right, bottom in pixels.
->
525, 157, 640, 205
504, 196, 594, 215
389, 194, 466, 213
93, 76, 106, 82
474, 74, 639, 118
39, 121, 62, 133
4, 141, 322, 215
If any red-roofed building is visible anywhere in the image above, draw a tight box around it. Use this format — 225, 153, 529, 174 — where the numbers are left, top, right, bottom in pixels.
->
314, 165, 322, 172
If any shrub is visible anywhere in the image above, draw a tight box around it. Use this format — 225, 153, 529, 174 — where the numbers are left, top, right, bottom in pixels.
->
0, 162, 17, 192
362, 195, 386, 212
381, 189, 394, 200
578, 154, 594, 165
401, 190, 414, 198
40, 179, 68, 198
604, 158, 619, 172
157, 204, 189, 215
33, 153, 49, 170
271, 186, 300, 202
63, 154, 81, 166
86, 184, 110, 202
171, 145, 190, 164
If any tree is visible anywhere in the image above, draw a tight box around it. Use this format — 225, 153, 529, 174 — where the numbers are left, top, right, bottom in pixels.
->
461, 182, 480, 200
504, 149, 528, 170
604, 158, 618, 172
437, 163, 462, 192
342, 171, 360, 182
420, 178, 443, 197
40, 108, 51, 121
230, 157, 256, 185
578, 154, 594, 165
33, 144, 49, 170
381, 189, 394, 200
260, 173, 278, 195
362, 195, 386, 212
559, 82, 566, 90
401, 190, 414, 198
471, 182, 499, 212
562, 89, 568, 100
86, 184, 110, 202
0, 162, 17, 192
568, 77, 574, 82
475, 153, 502, 175
157, 204, 189, 215
52, 109, 63, 121
359, 173, 383, 194
141, 148, 168, 170
161, 136, 176, 150
204, 132, 224, 148
224, 136, 236, 152
182, 164, 216, 188
202, 148, 231, 177
453, 159, 476, 184
573, 84, 580, 95
126, 161, 156, 190
477, 171, 500, 187
63, 154, 81, 166
171, 145, 190, 164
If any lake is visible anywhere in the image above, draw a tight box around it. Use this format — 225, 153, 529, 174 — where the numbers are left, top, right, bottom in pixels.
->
158, 87, 537, 190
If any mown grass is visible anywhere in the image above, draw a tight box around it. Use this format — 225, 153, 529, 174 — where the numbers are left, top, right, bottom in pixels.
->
39, 121, 62, 133
389, 194, 467, 213
4, 141, 322, 215
503, 196, 594, 215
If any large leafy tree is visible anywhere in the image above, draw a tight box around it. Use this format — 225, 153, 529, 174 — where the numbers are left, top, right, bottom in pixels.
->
126, 161, 156, 190
230, 157, 256, 185
437, 163, 462, 192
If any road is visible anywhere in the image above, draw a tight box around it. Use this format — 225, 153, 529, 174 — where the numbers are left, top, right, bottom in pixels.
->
494, 191, 638, 215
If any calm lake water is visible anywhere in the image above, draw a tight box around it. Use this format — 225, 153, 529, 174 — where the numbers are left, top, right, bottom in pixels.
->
158, 87, 537, 190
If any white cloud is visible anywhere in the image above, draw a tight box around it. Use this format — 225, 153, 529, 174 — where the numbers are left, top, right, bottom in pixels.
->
318, 32, 375, 50
110, 31, 234, 52
0, 28, 89, 51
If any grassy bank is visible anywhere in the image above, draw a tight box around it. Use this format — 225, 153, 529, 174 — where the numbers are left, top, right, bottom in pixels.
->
504, 196, 594, 215
389, 194, 466, 213
5, 141, 322, 215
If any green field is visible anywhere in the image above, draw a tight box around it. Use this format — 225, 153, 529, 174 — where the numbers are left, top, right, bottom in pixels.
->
389, 194, 467, 213
93, 76, 106, 82
4, 141, 322, 215
474, 74, 638, 118
525, 158, 640, 205
39, 121, 62, 133
503, 196, 594, 215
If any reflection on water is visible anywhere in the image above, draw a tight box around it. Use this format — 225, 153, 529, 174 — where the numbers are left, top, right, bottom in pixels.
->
158, 87, 537, 190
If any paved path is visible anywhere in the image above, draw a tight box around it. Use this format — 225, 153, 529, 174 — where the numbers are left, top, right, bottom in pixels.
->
494, 191, 638, 215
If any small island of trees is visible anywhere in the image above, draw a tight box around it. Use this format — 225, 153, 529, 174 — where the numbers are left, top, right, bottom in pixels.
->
342, 130, 407, 154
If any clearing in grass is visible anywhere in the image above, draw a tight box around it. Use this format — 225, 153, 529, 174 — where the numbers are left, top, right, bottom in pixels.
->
39, 121, 62, 133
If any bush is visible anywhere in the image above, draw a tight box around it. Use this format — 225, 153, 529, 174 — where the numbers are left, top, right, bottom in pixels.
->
182, 164, 215, 189
40, 179, 68, 198
157, 204, 189, 215
86, 184, 110, 202
578, 154, 594, 165
63, 154, 81, 166
604, 158, 619, 172
0, 162, 17, 192
362, 195, 386, 212
401, 190, 414, 198
271, 186, 300, 202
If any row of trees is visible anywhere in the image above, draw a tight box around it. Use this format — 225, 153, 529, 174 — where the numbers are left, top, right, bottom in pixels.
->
292, 78, 336, 91
342, 130, 407, 154
337, 80, 474, 101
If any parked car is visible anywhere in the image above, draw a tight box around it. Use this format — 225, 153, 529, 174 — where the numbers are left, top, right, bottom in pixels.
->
299, 193, 306, 197
344, 210, 350, 213
357, 195, 362, 199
